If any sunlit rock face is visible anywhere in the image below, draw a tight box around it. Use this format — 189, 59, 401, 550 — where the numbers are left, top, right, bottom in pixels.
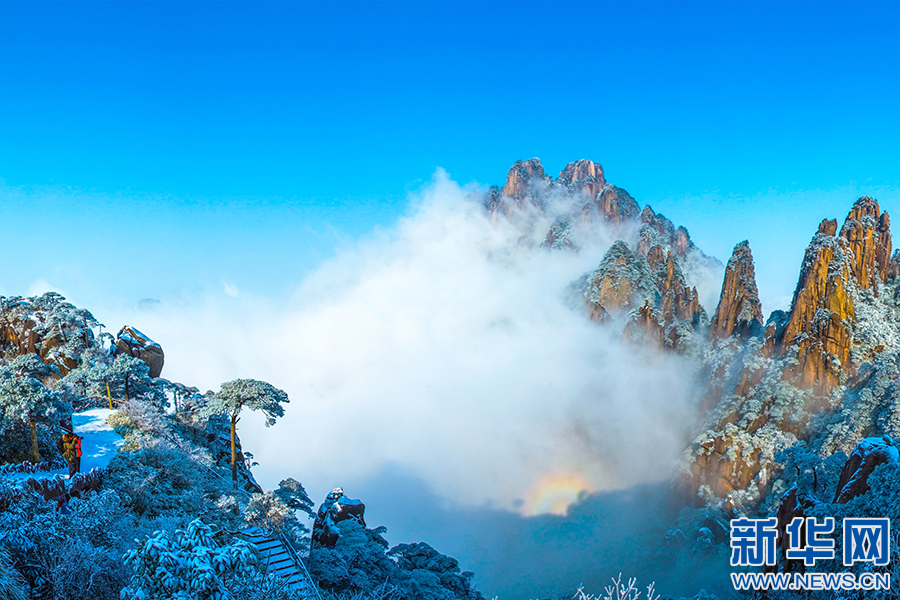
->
582, 241, 659, 318
781, 197, 892, 396
485, 158, 639, 226
0, 292, 99, 376
709, 241, 764, 341
485, 158, 553, 217
580, 240, 704, 351
680, 195, 900, 508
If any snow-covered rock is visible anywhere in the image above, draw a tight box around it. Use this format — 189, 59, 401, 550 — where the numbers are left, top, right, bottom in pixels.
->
114, 325, 165, 378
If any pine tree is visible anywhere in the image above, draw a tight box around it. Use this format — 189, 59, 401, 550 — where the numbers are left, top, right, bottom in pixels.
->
0, 354, 65, 463
201, 379, 289, 486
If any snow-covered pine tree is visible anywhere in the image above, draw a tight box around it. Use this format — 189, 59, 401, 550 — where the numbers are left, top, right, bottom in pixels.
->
201, 379, 289, 486
0, 354, 66, 462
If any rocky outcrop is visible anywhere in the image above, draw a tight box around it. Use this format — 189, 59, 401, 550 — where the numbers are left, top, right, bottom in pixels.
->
311, 487, 367, 548
772, 487, 824, 573
486, 158, 639, 226
833, 436, 899, 504
778, 198, 892, 395
582, 241, 659, 318
583, 241, 704, 350
0, 293, 99, 376
839, 196, 892, 291
684, 196, 897, 505
709, 241, 764, 340
557, 159, 606, 200
779, 232, 855, 395
582, 184, 640, 225
818, 218, 837, 236
638, 207, 696, 258
543, 219, 576, 251
115, 326, 165, 378
501, 158, 549, 201
690, 431, 763, 499
782, 196, 891, 395
657, 252, 702, 325
486, 157, 712, 353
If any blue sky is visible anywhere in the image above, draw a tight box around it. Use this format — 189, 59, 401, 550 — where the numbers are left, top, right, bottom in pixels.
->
2, 1, 900, 311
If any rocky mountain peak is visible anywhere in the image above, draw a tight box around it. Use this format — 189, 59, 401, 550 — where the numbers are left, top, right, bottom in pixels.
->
777, 196, 892, 395
838, 195, 892, 291
557, 159, 606, 193
708, 241, 764, 340
501, 158, 549, 200
780, 232, 854, 395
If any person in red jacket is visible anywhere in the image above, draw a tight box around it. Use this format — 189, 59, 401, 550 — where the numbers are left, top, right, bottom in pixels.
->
58, 431, 82, 478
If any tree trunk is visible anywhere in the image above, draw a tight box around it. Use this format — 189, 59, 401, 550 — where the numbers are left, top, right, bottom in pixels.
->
29, 416, 39, 463
124, 374, 129, 401
230, 415, 237, 488
106, 380, 113, 410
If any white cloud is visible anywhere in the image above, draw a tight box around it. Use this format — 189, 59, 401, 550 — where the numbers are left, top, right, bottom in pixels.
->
99, 171, 704, 512
222, 280, 240, 298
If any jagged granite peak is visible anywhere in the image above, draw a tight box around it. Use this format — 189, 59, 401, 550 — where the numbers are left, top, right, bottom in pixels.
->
484, 157, 646, 228
638, 205, 695, 258
580, 240, 705, 350
582, 241, 659, 319
838, 195, 892, 291
778, 197, 892, 395
780, 232, 855, 395
584, 184, 641, 225
501, 157, 550, 200
657, 251, 701, 324
543, 219, 577, 252
708, 241, 764, 340
557, 159, 606, 195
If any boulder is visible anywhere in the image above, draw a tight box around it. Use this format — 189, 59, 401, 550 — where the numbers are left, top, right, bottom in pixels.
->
115, 326, 165, 378
312, 487, 367, 548
833, 436, 899, 504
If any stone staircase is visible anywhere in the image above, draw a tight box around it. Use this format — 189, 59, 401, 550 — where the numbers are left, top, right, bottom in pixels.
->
242, 527, 321, 600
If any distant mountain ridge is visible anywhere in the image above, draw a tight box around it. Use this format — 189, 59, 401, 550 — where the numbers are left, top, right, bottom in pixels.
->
482, 157, 722, 352
481, 158, 900, 523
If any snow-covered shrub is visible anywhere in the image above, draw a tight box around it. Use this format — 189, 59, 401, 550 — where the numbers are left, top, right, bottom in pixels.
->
272, 478, 315, 552
0, 546, 28, 600
0, 484, 133, 600
49, 537, 129, 600
105, 439, 238, 523
122, 518, 257, 600
116, 399, 170, 436
108, 399, 173, 450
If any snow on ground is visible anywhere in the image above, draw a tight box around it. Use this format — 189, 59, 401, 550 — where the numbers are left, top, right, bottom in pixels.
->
74, 408, 124, 472
2, 408, 124, 481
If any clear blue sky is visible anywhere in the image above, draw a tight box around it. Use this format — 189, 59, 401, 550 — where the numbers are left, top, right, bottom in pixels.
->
1, 1, 900, 312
